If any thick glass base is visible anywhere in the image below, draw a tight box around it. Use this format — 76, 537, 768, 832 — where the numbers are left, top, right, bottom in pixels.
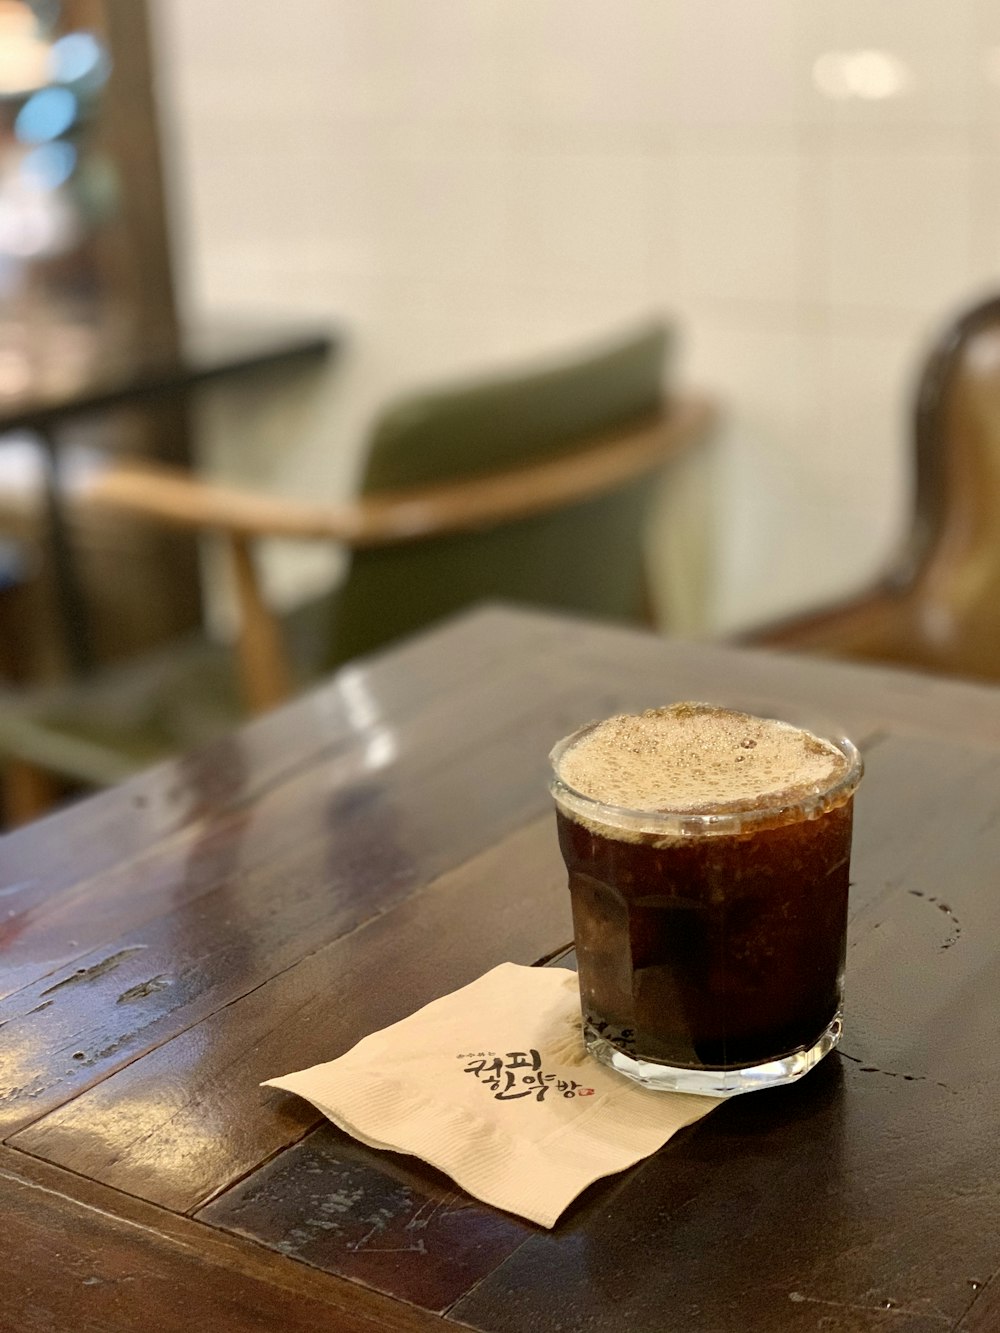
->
585, 1012, 843, 1098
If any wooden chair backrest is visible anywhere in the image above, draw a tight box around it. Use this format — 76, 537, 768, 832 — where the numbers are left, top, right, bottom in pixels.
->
744, 293, 1000, 679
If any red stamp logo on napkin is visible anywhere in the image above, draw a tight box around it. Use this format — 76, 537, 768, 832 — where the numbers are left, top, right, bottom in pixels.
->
458, 1049, 594, 1102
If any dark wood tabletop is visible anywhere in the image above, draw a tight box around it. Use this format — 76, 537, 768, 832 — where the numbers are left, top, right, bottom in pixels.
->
2, 604, 999, 1333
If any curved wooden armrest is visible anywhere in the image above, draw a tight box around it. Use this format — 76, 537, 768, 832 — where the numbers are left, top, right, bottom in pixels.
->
83, 394, 716, 548
82, 393, 715, 720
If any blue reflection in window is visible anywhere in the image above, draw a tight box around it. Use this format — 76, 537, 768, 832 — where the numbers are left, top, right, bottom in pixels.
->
14, 88, 78, 144
21, 142, 78, 190
50, 32, 109, 87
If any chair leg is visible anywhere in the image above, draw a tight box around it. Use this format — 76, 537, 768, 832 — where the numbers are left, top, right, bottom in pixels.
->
2, 760, 61, 827
638, 567, 659, 628
228, 533, 293, 713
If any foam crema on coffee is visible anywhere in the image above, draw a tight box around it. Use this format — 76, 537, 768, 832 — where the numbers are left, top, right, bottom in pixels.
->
554, 702, 850, 819
551, 703, 863, 1087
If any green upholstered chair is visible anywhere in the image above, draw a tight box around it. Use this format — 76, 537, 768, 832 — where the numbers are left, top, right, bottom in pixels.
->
328, 319, 673, 663
0, 320, 715, 821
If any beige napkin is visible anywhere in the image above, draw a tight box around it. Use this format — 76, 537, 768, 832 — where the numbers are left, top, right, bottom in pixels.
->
263, 962, 721, 1227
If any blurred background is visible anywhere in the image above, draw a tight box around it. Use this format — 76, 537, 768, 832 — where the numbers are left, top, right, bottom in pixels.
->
2, 0, 1000, 818
153, 0, 1000, 632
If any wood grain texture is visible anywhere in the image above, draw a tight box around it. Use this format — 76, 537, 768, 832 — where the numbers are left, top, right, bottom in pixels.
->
6, 606, 1000, 1332
199, 1123, 534, 1314
4, 603, 997, 936
9, 815, 569, 1209
0, 606, 567, 1002
956, 1273, 1000, 1332
454, 1059, 966, 1333
451, 733, 1000, 1333
0, 661, 588, 1136
0, 607, 548, 874
0, 1148, 448, 1333
13, 603, 939, 1138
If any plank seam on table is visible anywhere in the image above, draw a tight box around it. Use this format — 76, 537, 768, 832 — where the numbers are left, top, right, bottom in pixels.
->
0, 631, 578, 1007
1, 804, 557, 1146
0, 868, 470, 1146
188, 1119, 322, 1215
439, 1239, 539, 1327
0, 1145, 455, 1333
0, 737, 355, 980
0, 725, 557, 1023
955, 1264, 1000, 1331
0, 615, 589, 1013
9, 611, 1000, 1330
3, 711, 965, 1195
532, 939, 576, 968
0, 736, 391, 1000
194, 1117, 542, 1328
189, 939, 574, 1216
2, 809, 562, 1156
0, 603, 563, 880
8, 1114, 317, 1225
446, 725, 1000, 1332
0, 727, 979, 1160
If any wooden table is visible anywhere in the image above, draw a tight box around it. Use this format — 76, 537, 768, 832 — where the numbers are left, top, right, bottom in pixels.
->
2, 605, 999, 1333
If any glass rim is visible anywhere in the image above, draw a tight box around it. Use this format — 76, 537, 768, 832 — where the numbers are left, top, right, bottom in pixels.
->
548, 718, 864, 838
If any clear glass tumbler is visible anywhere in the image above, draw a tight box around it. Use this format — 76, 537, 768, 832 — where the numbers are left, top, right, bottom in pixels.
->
550, 713, 863, 1097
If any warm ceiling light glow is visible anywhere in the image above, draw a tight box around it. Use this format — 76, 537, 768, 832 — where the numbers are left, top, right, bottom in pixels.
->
0, 0, 50, 97
0, 355, 32, 399
813, 50, 911, 102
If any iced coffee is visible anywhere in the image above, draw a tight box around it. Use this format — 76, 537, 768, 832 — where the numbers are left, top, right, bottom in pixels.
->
550, 703, 863, 1096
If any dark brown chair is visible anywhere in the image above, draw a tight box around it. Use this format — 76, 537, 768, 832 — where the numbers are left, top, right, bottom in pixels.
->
741, 292, 1000, 681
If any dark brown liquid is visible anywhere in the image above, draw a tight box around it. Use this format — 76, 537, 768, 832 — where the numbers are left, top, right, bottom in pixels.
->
557, 799, 853, 1069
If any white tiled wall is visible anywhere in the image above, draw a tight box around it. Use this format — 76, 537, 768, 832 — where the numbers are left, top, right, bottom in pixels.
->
151, 0, 1000, 633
